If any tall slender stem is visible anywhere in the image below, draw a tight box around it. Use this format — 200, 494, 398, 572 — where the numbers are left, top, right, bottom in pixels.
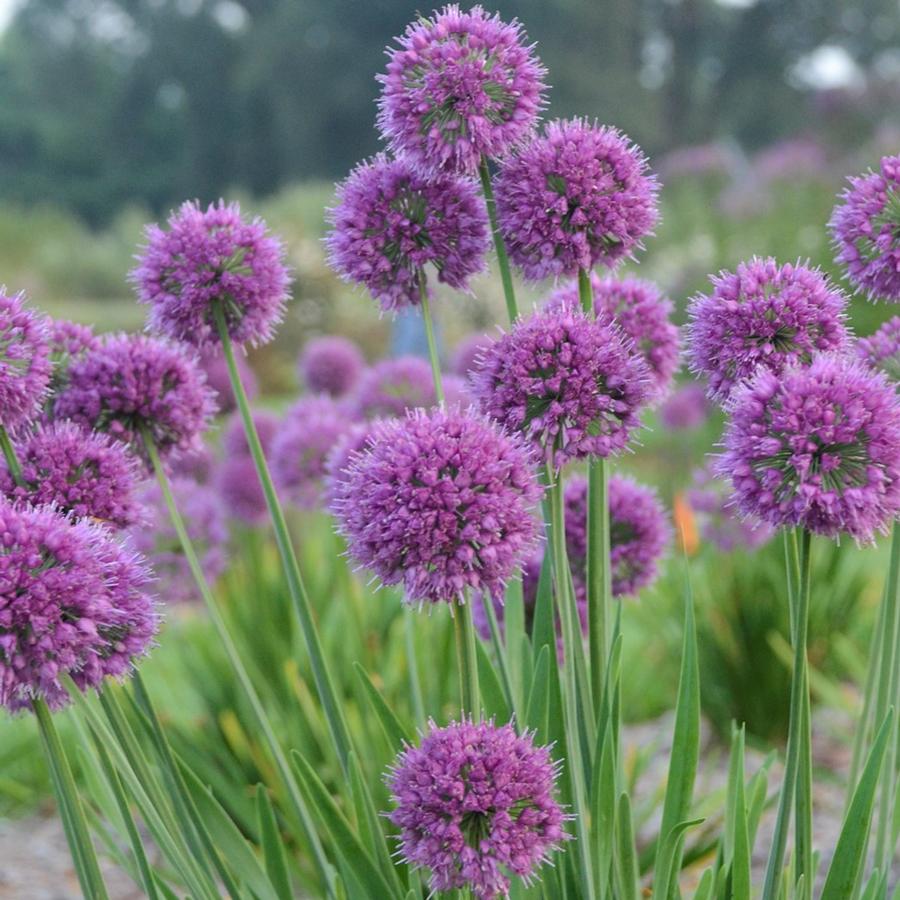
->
0, 424, 23, 485
454, 599, 481, 719
417, 268, 444, 406
478, 156, 518, 324
577, 268, 594, 315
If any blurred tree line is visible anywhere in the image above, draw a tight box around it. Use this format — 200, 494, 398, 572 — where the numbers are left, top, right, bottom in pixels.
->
0, 0, 897, 226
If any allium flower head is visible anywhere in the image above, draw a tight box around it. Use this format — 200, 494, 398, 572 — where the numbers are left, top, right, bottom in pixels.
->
132, 200, 290, 348
687, 258, 850, 403
548, 273, 680, 401
659, 382, 710, 431
388, 719, 566, 899
858, 316, 900, 381
495, 118, 659, 280
326, 154, 489, 313
0, 290, 52, 431
353, 356, 437, 419
222, 408, 280, 457
0, 422, 142, 528
0, 500, 156, 711
334, 407, 542, 605
377, 5, 547, 177
473, 307, 651, 467
298, 335, 365, 397
200, 346, 258, 415
216, 456, 267, 526
54, 334, 216, 466
324, 420, 377, 507
452, 332, 494, 379
271, 395, 351, 508
829, 155, 900, 301
719, 354, 900, 542
48, 319, 98, 361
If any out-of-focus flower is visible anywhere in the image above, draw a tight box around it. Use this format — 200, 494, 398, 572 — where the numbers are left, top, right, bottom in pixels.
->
0, 290, 51, 431
216, 409, 280, 525
451, 332, 494, 380
857, 316, 900, 381
199, 346, 258, 416
754, 137, 828, 183
299, 335, 365, 397
353, 356, 437, 419
657, 142, 734, 181
659, 383, 710, 431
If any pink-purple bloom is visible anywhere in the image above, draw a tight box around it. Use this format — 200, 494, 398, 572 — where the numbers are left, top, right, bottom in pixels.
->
132, 200, 291, 348
0, 422, 142, 528
54, 334, 216, 466
299, 335, 365, 397
199, 346, 258, 415
858, 317, 900, 381
687, 258, 850, 404
0, 290, 52, 431
719, 354, 900, 542
352, 356, 437, 419
494, 118, 659, 280
324, 420, 377, 508
388, 719, 566, 899
377, 5, 547, 177
0, 500, 157, 711
829, 155, 900, 301
659, 382, 710, 431
48, 319, 99, 361
452, 332, 493, 379
326, 154, 489, 313
473, 307, 651, 467
334, 407, 542, 605
216, 409, 279, 524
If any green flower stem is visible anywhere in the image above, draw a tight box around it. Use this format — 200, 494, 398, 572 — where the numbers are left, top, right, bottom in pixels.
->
404, 611, 426, 730
141, 429, 334, 896
577, 267, 593, 315
762, 528, 812, 900
0, 424, 23, 485
214, 305, 354, 776
33, 697, 111, 900
454, 599, 481, 719
478, 156, 518, 324
418, 268, 445, 406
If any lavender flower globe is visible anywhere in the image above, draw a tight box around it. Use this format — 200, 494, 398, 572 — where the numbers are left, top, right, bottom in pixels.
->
451, 332, 493, 379
326, 154, 489, 313
0, 500, 156, 711
222, 408, 280, 457
200, 346, 258, 415
829, 155, 900, 301
495, 118, 659, 280
388, 719, 566, 899
271, 395, 351, 508
48, 319, 99, 360
0, 422, 142, 528
298, 335, 365, 397
215, 409, 279, 525
132, 200, 290, 348
858, 317, 900, 381
548, 273, 680, 401
0, 290, 52, 431
719, 354, 900, 542
334, 407, 542, 605
352, 356, 437, 419
377, 5, 547, 177
687, 258, 850, 404
659, 383, 710, 431
54, 334, 216, 466
324, 420, 376, 507
473, 307, 651, 467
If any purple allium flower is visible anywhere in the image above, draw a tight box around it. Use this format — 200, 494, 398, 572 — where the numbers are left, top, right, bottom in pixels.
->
473, 307, 651, 467
858, 317, 900, 381
200, 346, 258, 416
388, 719, 566, 899
829, 155, 900, 301
324, 420, 377, 508
0, 500, 157, 711
299, 335, 365, 397
657, 142, 734, 181
719, 354, 900, 542
334, 407, 542, 605
222, 408, 280, 457
326, 154, 489, 313
132, 200, 291, 348
659, 382, 710, 431
216, 456, 267, 527
443, 373, 473, 407
169, 442, 216, 484
754, 138, 828, 183
0, 290, 52, 431
129, 478, 228, 604
377, 5, 547, 177
547, 273, 680, 401
48, 319, 99, 360
687, 466, 774, 552
271, 395, 351, 508
687, 258, 850, 404
452, 332, 494, 379
54, 334, 216, 466
0, 422, 142, 528
352, 356, 437, 419
494, 118, 659, 280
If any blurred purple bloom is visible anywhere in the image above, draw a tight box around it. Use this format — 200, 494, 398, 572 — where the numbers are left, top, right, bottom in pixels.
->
199, 346, 258, 416
659, 383, 710, 431
451, 332, 494, 380
0, 290, 52, 432
216, 456, 268, 527
657, 142, 734, 180
324, 419, 378, 508
352, 356, 437, 419
299, 335, 365, 397
222, 408, 280, 457
754, 138, 828, 182
857, 316, 900, 381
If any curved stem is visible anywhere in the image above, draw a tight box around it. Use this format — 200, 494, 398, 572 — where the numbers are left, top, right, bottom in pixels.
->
478, 157, 518, 324
417, 268, 444, 406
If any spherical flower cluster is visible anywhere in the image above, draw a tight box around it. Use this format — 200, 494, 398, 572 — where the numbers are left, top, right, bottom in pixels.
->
326, 154, 489, 312
719, 354, 900, 542
129, 478, 228, 604
495, 118, 659, 280
48, 319, 98, 360
352, 356, 437, 419
377, 5, 546, 177
216, 409, 279, 525
299, 335, 365, 397
858, 317, 900, 382
0, 290, 52, 431
132, 200, 290, 348
388, 719, 566, 899
452, 332, 493, 379
54, 334, 216, 465
199, 346, 258, 415
0, 422, 142, 528
334, 407, 542, 605
659, 383, 710, 431
829, 155, 900, 301
473, 307, 651, 467
687, 258, 850, 403
222, 408, 280, 457
548, 273, 679, 401
271, 396, 350, 508
0, 500, 157, 711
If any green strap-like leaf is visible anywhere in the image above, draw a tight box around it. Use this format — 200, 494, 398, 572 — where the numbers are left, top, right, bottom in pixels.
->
352, 662, 413, 748
256, 785, 294, 900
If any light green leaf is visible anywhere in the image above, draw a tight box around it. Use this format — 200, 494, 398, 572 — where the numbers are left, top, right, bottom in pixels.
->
352, 662, 413, 749
256, 785, 293, 900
